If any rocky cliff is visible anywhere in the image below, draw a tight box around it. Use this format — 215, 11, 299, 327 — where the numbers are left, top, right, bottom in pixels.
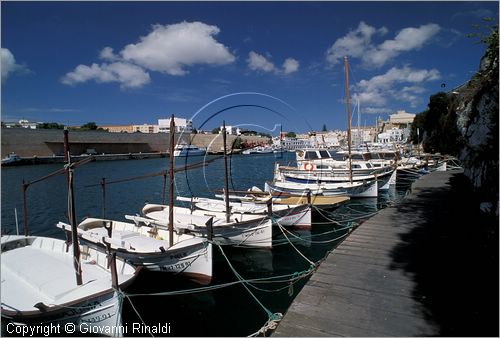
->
453, 48, 498, 215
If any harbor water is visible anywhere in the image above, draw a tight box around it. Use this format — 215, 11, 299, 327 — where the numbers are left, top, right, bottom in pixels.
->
1, 152, 410, 336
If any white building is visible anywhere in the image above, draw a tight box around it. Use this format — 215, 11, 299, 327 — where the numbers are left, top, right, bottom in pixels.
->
273, 137, 311, 150
377, 127, 405, 143
158, 117, 193, 133
389, 110, 416, 125
219, 125, 242, 135
4, 119, 39, 129
132, 124, 159, 133
308, 131, 344, 148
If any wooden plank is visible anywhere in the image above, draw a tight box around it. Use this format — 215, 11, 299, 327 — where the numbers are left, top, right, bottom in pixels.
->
272, 172, 457, 337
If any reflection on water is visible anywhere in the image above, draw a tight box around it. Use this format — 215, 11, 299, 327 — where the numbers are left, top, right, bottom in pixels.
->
1, 154, 410, 336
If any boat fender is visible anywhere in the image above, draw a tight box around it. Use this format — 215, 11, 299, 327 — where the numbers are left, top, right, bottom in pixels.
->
34, 302, 49, 312
303, 163, 313, 171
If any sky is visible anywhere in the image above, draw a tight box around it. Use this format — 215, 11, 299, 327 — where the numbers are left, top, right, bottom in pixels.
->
1, 1, 497, 134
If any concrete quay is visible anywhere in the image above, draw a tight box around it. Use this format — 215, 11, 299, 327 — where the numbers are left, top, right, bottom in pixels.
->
273, 170, 498, 336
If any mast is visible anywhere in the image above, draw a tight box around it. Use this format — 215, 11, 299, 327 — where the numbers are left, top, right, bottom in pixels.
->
63, 129, 83, 286
344, 56, 353, 183
168, 115, 175, 247
222, 121, 231, 223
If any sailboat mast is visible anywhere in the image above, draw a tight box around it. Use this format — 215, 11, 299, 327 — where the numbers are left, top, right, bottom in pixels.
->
222, 121, 231, 223
168, 115, 175, 247
344, 56, 353, 183
63, 129, 83, 286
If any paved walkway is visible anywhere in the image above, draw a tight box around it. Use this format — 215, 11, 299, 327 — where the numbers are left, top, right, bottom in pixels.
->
274, 170, 498, 336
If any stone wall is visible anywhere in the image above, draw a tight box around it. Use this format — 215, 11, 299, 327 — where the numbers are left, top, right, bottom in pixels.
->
1, 128, 270, 157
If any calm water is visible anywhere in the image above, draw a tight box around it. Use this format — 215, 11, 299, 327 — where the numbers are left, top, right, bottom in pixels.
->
1, 153, 410, 336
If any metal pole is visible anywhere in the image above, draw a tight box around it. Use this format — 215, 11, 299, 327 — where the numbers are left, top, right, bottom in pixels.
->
22, 180, 29, 236
14, 208, 19, 236
344, 56, 353, 183
222, 121, 231, 223
168, 115, 175, 247
64, 129, 82, 286
101, 177, 106, 219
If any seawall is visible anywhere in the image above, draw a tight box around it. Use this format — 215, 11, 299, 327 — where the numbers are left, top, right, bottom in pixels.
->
1, 128, 269, 157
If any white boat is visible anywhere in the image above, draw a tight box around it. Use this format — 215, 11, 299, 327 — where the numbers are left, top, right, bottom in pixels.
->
57, 218, 213, 285
265, 179, 378, 198
173, 144, 206, 157
176, 196, 312, 228
1, 235, 138, 335
1, 152, 21, 165
140, 204, 273, 248
242, 146, 273, 155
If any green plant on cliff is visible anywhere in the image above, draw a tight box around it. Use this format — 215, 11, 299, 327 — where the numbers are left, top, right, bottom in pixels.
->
410, 92, 462, 155
466, 17, 498, 72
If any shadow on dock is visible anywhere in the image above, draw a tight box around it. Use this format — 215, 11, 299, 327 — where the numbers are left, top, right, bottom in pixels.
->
389, 172, 498, 336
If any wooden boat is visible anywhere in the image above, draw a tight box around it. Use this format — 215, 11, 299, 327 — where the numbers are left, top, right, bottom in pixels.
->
264, 179, 378, 198
56, 218, 213, 285
2, 130, 139, 336
1, 235, 138, 335
176, 195, 312, 228
140, 204, 273, 248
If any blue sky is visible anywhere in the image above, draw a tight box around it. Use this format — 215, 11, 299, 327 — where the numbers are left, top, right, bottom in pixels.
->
1, 1, 497, 134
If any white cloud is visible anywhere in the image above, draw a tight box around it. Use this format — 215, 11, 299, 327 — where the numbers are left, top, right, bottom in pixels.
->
353, 66, 441, 108
1, 48, 27, 82
326, 21, 388, 65
99, 47, 119, 61
326, 22, 440, 68
283, 58, 299, 74
247, 51, 299, 75
61, 62, 150, 88
248, 51, 276, 72
366, 24, 441, 67
63, 21, 235, 89
121, 21, 235, 75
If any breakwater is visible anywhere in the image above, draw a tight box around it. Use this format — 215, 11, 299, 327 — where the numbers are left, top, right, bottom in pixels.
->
1, 128, 268, 160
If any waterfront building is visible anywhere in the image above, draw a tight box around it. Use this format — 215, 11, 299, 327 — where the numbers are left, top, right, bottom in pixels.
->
101, 125, 135, 133
3, 119, 39, 129
158, 117, 193, 133
308, 131, 344, 148
133, 124, 159, 133
273, 137, 311, 150
219, 125, 241, 135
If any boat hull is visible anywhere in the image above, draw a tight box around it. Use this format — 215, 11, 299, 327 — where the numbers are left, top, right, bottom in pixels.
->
1, 236, 138, 337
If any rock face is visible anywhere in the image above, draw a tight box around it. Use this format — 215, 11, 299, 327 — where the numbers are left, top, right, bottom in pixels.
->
454, 52, 498, 215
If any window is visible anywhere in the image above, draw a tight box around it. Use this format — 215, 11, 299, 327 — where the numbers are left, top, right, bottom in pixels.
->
304, 151, 318, 160
319, 150, 330, 159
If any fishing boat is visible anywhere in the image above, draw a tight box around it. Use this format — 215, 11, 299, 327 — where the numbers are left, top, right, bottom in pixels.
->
1, 235, 138, 335
264, 179, 378, 198
1, 129, 139, 336
173, 144, 206, 157
1, 152, 21, 165
276, 149, 395, 191
176, 195, 312, 228
56, 218, 213, 285
139, 204, 273, 248
242, 145, 273, 154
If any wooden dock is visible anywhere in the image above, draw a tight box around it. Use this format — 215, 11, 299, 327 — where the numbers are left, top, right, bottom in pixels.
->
273, 170, 498, 336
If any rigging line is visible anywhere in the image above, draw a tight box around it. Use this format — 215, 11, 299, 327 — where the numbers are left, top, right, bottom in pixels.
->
215, 243, 276, 320
122, 292, 154, 338
277, 223, 316, 267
